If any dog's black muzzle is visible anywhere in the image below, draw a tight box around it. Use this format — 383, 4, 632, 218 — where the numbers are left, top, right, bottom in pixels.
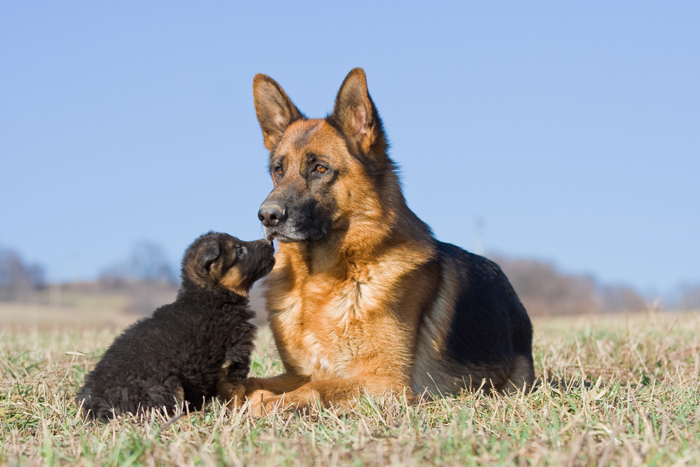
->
258, 191, 327, 243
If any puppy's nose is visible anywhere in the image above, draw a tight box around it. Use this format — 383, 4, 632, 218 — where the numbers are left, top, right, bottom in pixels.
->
258, 202, 286, 227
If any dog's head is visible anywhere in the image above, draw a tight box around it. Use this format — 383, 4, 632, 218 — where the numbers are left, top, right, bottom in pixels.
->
253, 68, 397, 244
181, 232, 275, 297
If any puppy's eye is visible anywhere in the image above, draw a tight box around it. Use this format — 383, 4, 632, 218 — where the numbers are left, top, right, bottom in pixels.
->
237, 246, 247, 257
314, 165, 328, 174
274, 167, 283, 177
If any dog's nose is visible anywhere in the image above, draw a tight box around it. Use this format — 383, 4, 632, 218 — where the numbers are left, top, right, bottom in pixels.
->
258, 203, 286, 227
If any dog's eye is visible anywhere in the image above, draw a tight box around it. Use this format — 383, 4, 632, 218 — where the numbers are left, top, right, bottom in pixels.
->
274, 167, 283, 177
237, 246, 246, 257
314, 165, 328, 174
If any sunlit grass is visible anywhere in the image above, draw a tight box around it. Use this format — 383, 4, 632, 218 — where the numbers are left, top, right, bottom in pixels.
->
1, 311, 699, 466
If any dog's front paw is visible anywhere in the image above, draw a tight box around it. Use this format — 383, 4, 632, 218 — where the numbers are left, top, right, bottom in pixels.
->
246, 387, 276, 416
246, 388, 275, 402
248, 393, 293, 417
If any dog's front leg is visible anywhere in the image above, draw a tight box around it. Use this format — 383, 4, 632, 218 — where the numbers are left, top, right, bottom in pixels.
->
250, 377, 366, 415
245, 373, 310, 400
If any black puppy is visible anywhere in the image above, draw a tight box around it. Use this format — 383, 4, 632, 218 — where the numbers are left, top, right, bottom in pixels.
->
76, 232, 274, 422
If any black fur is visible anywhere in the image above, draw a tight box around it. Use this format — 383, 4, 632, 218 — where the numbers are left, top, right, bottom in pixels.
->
438, 242, 533, 369
76, 232, 274, 422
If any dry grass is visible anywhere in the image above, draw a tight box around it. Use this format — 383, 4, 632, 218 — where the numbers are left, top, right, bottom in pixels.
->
1, 311, 699, 466
0, 302, 135, 331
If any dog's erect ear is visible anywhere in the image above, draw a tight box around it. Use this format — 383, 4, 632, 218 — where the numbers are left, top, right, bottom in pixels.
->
253, 74, 304, 151
199, 241, 221, 271
330, 68, 386, 156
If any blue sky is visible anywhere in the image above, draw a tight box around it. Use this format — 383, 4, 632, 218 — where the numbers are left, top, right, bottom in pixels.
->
1, 2, 698, 296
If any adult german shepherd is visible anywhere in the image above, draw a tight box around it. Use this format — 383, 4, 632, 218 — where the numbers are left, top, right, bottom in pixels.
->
246, 68, 534, 412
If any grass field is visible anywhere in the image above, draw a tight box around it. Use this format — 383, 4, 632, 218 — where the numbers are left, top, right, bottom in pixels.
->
1, 311, 699, 466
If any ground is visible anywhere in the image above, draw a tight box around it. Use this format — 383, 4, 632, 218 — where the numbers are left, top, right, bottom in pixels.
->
1, 310, 699, 466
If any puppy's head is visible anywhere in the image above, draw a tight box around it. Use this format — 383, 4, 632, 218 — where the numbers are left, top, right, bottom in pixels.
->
181, 232, 275, 297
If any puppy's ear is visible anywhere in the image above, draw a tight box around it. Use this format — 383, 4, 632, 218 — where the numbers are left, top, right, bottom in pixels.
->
253, 74, 304, 151
199, 241, 220, 271
329, 68, 387, 156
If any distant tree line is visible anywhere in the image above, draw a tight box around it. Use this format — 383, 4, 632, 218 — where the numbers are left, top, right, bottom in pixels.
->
2, 241, 699, 315
490, 255, 648, 316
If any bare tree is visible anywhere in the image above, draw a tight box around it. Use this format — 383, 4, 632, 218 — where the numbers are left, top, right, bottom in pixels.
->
0, 246, 46, 301
679, 283, 700, 311
100, 240, 176, 285
99, 240, 178, 315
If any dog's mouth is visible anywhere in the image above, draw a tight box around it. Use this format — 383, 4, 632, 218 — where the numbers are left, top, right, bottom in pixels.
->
264, 227, 325, 243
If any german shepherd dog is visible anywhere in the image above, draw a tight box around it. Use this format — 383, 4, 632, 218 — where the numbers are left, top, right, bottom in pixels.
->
246, 68, 534, 412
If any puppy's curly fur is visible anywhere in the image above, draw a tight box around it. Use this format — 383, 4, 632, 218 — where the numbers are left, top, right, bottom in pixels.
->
76, 232, 274, 422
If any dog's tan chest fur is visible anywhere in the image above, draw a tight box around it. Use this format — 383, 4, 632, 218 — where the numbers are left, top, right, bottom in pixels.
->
266, 245, 432, 388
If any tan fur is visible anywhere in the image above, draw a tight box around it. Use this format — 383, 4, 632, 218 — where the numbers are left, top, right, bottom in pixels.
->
219, 268, 249, 298
173, 384, 185, 405
411, 259, 464, 395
